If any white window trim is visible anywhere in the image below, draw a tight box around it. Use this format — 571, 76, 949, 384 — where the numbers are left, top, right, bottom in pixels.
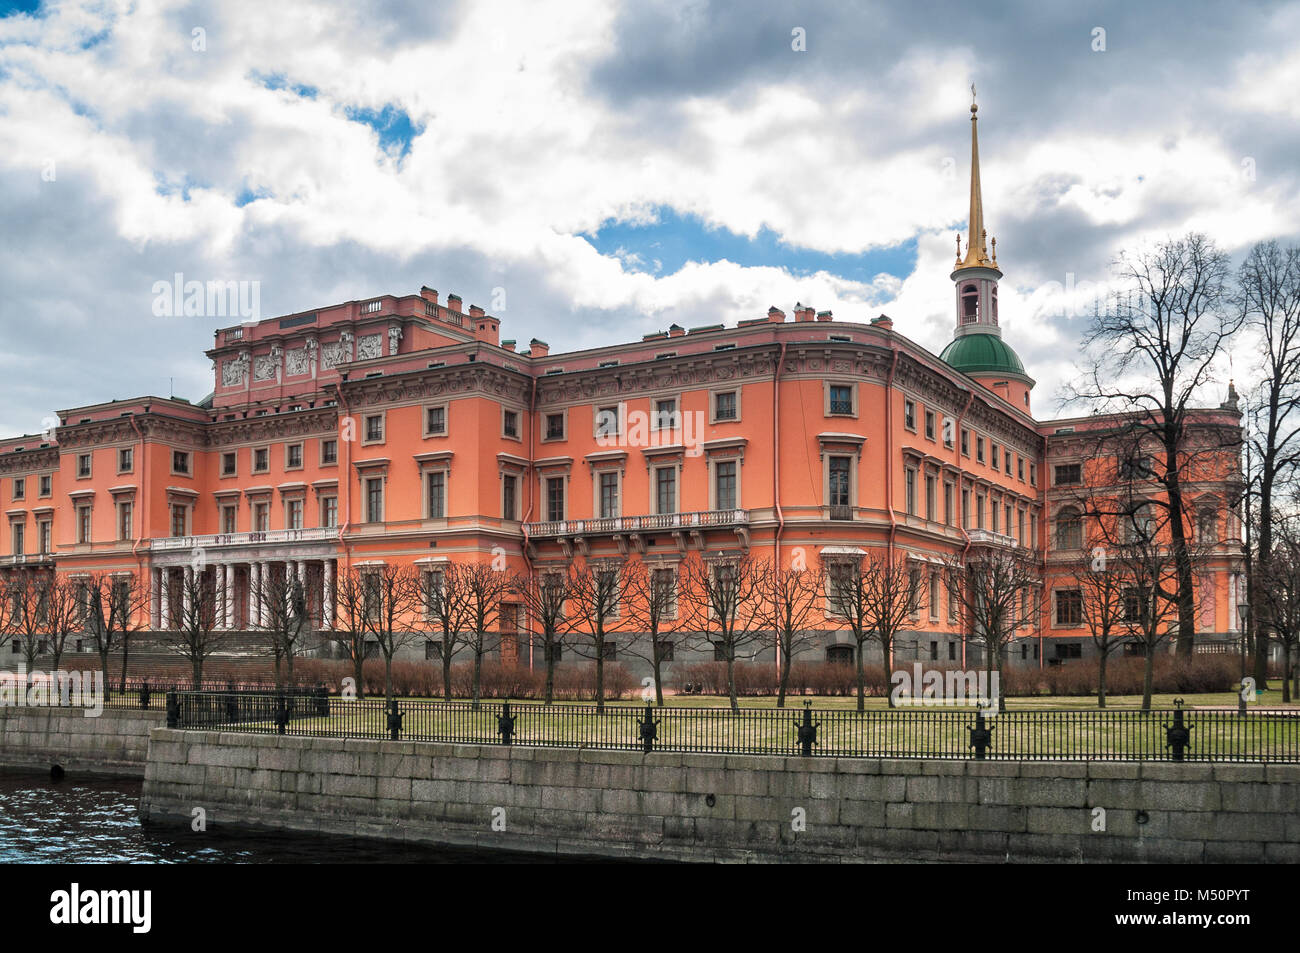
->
709, 386, 742, 425
423, 401, 449, 438
824, 380, 858, 419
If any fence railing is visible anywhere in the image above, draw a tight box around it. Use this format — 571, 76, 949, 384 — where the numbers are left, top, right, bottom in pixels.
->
163, 693, 1300, 762
14, 676, 328, 710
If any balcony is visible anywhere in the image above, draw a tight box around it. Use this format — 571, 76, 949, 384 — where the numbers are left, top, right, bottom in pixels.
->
966, 529, 1020, 548
151, 527, 336, 552
0, 553, 55, 568
525, 509, 749, 539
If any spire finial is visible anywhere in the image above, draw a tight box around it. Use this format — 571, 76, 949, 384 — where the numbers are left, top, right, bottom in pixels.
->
957, 89, 991, 269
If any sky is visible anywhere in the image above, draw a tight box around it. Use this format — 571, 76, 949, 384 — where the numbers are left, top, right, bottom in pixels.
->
1, 0, 1297, 437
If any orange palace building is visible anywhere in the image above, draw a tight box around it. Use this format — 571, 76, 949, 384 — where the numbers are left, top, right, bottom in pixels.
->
0, 103, 1247, 674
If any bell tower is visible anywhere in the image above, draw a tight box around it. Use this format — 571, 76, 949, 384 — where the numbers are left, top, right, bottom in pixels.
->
950, 87, 1002, 339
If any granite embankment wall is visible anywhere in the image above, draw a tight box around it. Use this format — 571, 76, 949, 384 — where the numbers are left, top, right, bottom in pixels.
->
0, 707, 164, 776
139, 728, 1300, 862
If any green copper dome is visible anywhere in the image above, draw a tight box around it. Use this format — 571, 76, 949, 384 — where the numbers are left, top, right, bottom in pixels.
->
939, 333, 1027, 377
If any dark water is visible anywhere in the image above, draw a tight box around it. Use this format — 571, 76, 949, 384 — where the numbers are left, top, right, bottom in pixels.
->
0, 770, 552, 863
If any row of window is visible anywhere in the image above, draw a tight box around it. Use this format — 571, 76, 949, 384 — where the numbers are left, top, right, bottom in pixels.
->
902, 398, 1038, 486
902, 466, 1038, 542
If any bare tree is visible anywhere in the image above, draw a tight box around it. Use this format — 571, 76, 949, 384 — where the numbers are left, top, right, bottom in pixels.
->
329, 567, 372, 697
511, 566, 573, 706
1069, 232, 1244, 655
824, 551, 926, 711
620, 560, 688, 707
1257, 517, 1300, 703
460, 562, 510, 709
751, 558, 824, 708
1113, 532, 1181, 711
419, 563, 474, 702
251, 566, 312, 686
677, 551, 764, 713
84, 572, 148, 700
9, 571, 54, 689
358, 564, 423, 706
160, 569, 229, 688
565, 556, 632, 712
1068, 545, 1131, 708
945, 548, 1040, 711
1238, 241, 1300, 688
44, 579, 83, 675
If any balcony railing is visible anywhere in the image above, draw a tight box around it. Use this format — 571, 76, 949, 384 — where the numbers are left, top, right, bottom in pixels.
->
966, 529, 1021, 548
0, 553, 55, 567
151, 527, 336, 552
524, 509, 749, 538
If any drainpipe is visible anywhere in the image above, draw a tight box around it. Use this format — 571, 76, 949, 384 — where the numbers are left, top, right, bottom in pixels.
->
129, 414, 149, 629
954, 388, 975, 670
884, 344, 900, 673
332, 383, 353, 574
773, 340, 787, 683
520, 374, 539, 671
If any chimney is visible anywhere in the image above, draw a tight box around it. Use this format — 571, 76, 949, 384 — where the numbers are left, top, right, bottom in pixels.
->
795, 305, 815, 323
447, 294, 462, 313
768, 306, 786, 323
420, 286, 438, 304
668, 324, 685, 338
530, 337, 550, 358
815, 309, 834, 322
469, 304, 485, 317
501, 339, 516, 352
870, 313, 893, 330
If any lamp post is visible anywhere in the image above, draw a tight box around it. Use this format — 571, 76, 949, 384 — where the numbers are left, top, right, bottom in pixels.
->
1238, 601, 1250, 715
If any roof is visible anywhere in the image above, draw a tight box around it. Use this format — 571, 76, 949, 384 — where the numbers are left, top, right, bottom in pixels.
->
939, 332, 1027, 377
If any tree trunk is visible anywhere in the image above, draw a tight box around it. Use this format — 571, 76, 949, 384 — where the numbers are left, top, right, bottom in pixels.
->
1141, 643, 1155, 711
1283, 644, 1292, 705
880, 633, 895, 710
594, 632, 606, 713
856, 639, 866, 713
472, 642, 483, 711
1097, 649, 1108, 709
545, 644, 555, 706
384, 653, 394, 707
441, 649, 453, 702
98, 647, 112, 701
777, 648, 791, 709
354, 649, 365, 700
192, 658, 203, 691
1165, 470, 1197, 657
653, 651, 665, 708
726, 652, 738, 712
119, 633, 130, 695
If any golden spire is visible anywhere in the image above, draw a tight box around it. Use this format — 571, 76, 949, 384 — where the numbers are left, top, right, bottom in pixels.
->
958, 86, 994, 269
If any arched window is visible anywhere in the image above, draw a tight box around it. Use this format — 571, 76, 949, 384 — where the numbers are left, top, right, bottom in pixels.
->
990, 286, 999, 324
1125, 502, 1156, 543
1197, 505, 1218, 542
1055, 507, 1083, 550
961, 284, 979, 325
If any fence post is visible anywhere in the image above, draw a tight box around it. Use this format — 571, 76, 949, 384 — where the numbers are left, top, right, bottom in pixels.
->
165, 691, 179, 729
1164, 698, 1192, 762
638, 703, 660, 754
794, 702, 819, 757
275, 691, 289, 735
968, 711, 993, 760
140, 681, 151, 710
498, 701, 516, 745
387, 699, 403, 741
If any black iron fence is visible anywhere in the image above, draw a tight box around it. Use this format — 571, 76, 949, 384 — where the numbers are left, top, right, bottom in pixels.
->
163, 692, 1300, 762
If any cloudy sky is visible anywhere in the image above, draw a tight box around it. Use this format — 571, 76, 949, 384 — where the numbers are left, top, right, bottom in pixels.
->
1, 0, 1297, 437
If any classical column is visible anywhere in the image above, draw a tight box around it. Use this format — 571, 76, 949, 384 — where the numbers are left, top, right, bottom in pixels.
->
182, 565, 194, 623
322, 558, 335, 629
219, 564, 232, 629
250, 561, 262, 628
160, 569, 171, 630
150, 567, 161, 630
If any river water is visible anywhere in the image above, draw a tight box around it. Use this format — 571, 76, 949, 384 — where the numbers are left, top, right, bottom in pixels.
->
0, 769, 551, 863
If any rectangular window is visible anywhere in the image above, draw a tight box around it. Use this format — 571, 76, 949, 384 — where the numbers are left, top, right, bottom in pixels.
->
829, 385, 853, 415
1056, 589, 1083, 626
976, 495, 985, 529
904, 400, 916, 430
960, 429, 969, 456
427, 471, 446, 519
11, 523, 24, 556
118, 448, 133, 473
502, 410, 519, 438
715, 461, 737, 511
221, 452, 237, 476
502, 475, 518, 521
366, 478, 384, 523
546, 477, 565, 522
170, 504, 187, 538
828, 456, 851, 513
318, 439, 337, 466
595, 406, 620, 438
285, 444, 302, 469
924, 410, 935, 441
976, 437, 985, 464
991, 501, 999, 533
653, 568, 677, 618
12, 478, 23, 501
37, 521, 51, 554
944, 483, 954, 526
1055, 463, 1082, 486
321, 497, 338, 528
253, 448, 269, 473
991, 445, 1000, 469
598, 470, 618, 517
364, 415, 384, 442
929, 571, 940, 619
962, 489, 970, 528
221, 505, 237, 534
655, 467, 676, 515
654, 399, 678, 430
253, 502, 269, 532
545, 413, 565, 440
1030, 463, 1037, 486
39, 475, 51, 497
1017, 457, 1025, 481
172, 450, 190, 475
117, 502, 132, 541
925, 474, 936, 520
77, 454, 91, 478
1005, 452, 1012, 476
426, 405, 447, 436
714, 391, 737, 421
286, 499, 303, 530
905, 469, 916, 515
